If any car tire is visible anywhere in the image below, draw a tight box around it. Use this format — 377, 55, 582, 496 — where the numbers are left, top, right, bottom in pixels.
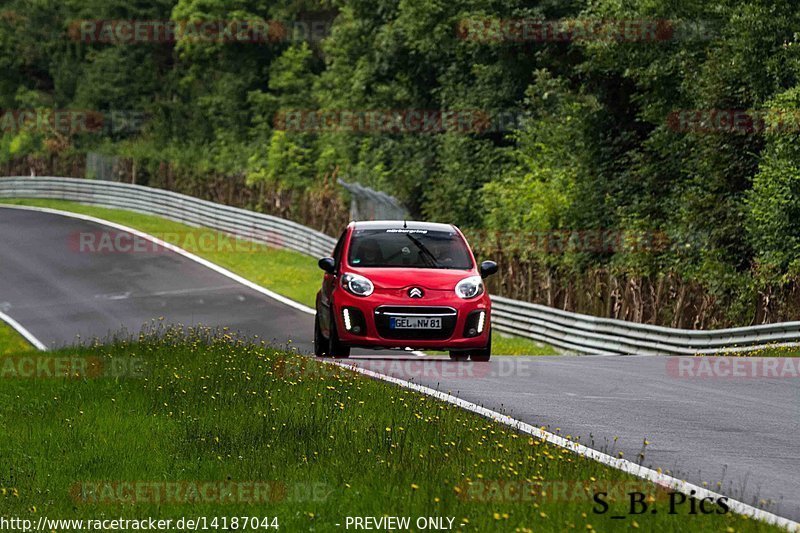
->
328, 313, 351, 359
314, 314, 327, 357
448, 352, 469, 361
469, 331, 492, 362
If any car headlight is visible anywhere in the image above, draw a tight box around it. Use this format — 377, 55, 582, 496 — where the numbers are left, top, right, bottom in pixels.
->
455, 276, 484, 299
341, 273, 374, 297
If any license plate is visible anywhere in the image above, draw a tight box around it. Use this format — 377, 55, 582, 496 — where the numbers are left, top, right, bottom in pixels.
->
390, 316, 442, 330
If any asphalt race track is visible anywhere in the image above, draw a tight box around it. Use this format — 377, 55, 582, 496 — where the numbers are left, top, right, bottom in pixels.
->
2, 206, 799, 521
0, 207, 315, 351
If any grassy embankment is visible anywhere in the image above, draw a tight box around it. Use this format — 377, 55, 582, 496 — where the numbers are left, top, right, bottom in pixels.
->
0, 326, 778, 532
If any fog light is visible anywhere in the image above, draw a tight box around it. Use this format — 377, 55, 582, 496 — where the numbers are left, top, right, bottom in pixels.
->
341, 307, 367, 336
463, 310, 487, 338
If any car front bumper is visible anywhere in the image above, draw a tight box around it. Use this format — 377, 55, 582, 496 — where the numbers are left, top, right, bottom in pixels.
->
332, 290, 491, 351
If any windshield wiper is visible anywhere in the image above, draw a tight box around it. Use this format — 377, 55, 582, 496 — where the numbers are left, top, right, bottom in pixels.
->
405, 234, 440, 268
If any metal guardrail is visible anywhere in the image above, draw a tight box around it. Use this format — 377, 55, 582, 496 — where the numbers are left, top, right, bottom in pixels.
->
0, 176, 336, 259
490, 296, 800, 355
2, 176, 797, 355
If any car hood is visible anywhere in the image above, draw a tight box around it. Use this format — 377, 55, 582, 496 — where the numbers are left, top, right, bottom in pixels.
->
349, 267, 476, 290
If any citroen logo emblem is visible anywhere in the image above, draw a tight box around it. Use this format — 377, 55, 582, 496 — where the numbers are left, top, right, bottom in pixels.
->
408, 287, 424, 298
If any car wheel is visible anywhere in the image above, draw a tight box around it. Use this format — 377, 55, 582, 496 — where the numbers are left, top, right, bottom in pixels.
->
314, 313, 327, 357
328, 313, 351, 358
469, 331, 492, 362
448, 352, 469, 361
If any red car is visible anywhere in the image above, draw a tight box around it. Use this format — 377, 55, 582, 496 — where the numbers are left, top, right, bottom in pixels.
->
314, 221, 497, 360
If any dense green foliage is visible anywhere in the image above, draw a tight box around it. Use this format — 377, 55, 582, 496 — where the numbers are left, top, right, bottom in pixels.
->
4, 0, 800, 326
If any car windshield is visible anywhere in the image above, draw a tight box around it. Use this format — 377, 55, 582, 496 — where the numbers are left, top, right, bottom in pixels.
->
348, 228, 473, 269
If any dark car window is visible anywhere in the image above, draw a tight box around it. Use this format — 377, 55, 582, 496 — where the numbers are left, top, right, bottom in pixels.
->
332, 230, 347, 265
348, 228, 473, 269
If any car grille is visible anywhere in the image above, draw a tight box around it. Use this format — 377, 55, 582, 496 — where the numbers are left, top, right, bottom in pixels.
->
374, 306, 457, 340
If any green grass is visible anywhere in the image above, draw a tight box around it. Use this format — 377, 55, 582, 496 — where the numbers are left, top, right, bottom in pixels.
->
494, 331, 557, 356
0, 321, 34, 355
702, 345, 800, 357
0, 198, 557, 356
0, 327, 777, 532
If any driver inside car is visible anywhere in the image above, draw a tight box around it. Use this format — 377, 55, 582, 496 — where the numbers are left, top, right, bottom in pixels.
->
355, 238, 383, 266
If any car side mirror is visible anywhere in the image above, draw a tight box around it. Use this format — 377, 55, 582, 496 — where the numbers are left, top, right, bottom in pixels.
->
318, 257, 336, 274
479, 260, 498, 278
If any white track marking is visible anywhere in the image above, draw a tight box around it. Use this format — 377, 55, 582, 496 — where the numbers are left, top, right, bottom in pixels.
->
0, 310, 47, 351
2, 203, 797, 530
330, 360, 799, 531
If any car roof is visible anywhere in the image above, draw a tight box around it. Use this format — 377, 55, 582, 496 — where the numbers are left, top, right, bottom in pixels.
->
350, 220, 457, 232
